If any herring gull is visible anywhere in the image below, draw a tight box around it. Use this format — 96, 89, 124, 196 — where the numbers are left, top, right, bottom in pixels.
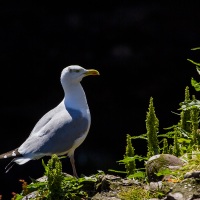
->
0, 65, 100, 177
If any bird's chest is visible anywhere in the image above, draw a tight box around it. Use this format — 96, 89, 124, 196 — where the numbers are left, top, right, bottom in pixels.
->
68, 107, 90, 125
68, 108, 90, 133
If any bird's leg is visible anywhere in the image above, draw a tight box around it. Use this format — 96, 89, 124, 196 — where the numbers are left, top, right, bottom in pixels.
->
70, 154, 78, 178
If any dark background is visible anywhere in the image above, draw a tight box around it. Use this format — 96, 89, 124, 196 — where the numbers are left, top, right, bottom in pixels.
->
0, 1, 200, 199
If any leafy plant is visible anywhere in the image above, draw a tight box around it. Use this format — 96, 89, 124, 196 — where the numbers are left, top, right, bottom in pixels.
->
173, 128, 181, 157
44, 154, 65, 199
179, 86, 191, 133
12, 155, 102, 200
113, 49, 200, 183
146, 97, 160, 158
162, 138, 169, 154
109, 133, 147, 180
188, 47, 200, 91
110, 97, 161, 181
124, 134, 136, 176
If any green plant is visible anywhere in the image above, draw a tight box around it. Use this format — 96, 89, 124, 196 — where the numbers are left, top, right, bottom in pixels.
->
187, 47, 200, 91
113, 155, 146, 180
124, 134, 136, 176
113, 51, 200, 181
168, 144, 173, 154
179, 86, 191, 133
173, 128, 181, 157
162, 138, 169, 154
12, 155, 101, 200
190, 97, 200, 148
44, 154, 64, 199
146, 97, 160, 157
161, 85, 200, 156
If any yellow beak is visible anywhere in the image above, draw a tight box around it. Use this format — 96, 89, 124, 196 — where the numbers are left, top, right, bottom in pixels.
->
84, 69, 100, 76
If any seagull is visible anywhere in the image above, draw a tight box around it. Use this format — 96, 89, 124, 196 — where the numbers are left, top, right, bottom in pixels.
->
0, 65, 99, 177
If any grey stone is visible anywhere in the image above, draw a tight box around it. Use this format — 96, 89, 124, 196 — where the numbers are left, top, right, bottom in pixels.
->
149, 181, 162, 191
22, 191, 38, 200
167, 192, 184, 200
184, 171, 200, 179
166, 178, 200, 200
146, 154, 184, 182
91, 192, 121, 200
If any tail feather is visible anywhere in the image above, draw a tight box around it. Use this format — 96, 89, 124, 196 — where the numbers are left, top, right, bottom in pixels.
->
0, 149, 33, 173
0, 148, 21, 159
4, 157, 31, 173
0, 149, 32, 173
14, 157, 31, 165
5, 159, 16, 173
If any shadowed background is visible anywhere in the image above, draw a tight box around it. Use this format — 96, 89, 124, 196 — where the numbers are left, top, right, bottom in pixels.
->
0, 1, 200, 199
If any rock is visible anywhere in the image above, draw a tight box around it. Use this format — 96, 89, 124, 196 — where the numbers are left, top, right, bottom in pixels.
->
97, 174, 121, 191
166, 178, 200, 200
148, 199, 160, 200
122, 178, 139, 186
35, 175, 47, 182
22, 191, 38, 200
167, 192, 184, 200
184, 171, 200, 179
91, 192, 121, 200
146, 154, 184, 182
149, 181, 162, 191
17, 171, 200, 200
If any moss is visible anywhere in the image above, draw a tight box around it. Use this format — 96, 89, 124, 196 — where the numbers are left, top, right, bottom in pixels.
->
118, 186, 150, 200
173, 153, 200, 180
118, 184, 165, 200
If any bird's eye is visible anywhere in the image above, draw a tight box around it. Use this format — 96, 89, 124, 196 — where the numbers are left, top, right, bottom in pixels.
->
69, 68, 72, 73
75, 69, 80, 73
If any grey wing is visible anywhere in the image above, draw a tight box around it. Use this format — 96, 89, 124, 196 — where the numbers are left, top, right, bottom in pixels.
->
30, 103, 63, 135
18, 107, 90, 157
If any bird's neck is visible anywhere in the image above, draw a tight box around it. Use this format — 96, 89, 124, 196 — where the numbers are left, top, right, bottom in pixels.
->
63, 83, 89, 111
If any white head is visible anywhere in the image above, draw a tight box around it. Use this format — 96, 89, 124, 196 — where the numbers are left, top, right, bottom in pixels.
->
61, 65, 99, 87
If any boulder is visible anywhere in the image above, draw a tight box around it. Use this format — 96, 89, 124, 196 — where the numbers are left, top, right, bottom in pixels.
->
145, 154, 184, 182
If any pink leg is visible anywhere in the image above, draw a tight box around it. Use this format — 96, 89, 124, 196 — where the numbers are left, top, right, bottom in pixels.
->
70, 154, 78, 178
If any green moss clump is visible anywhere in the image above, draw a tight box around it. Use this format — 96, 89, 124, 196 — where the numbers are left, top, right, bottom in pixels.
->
118, 184, 164, 200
